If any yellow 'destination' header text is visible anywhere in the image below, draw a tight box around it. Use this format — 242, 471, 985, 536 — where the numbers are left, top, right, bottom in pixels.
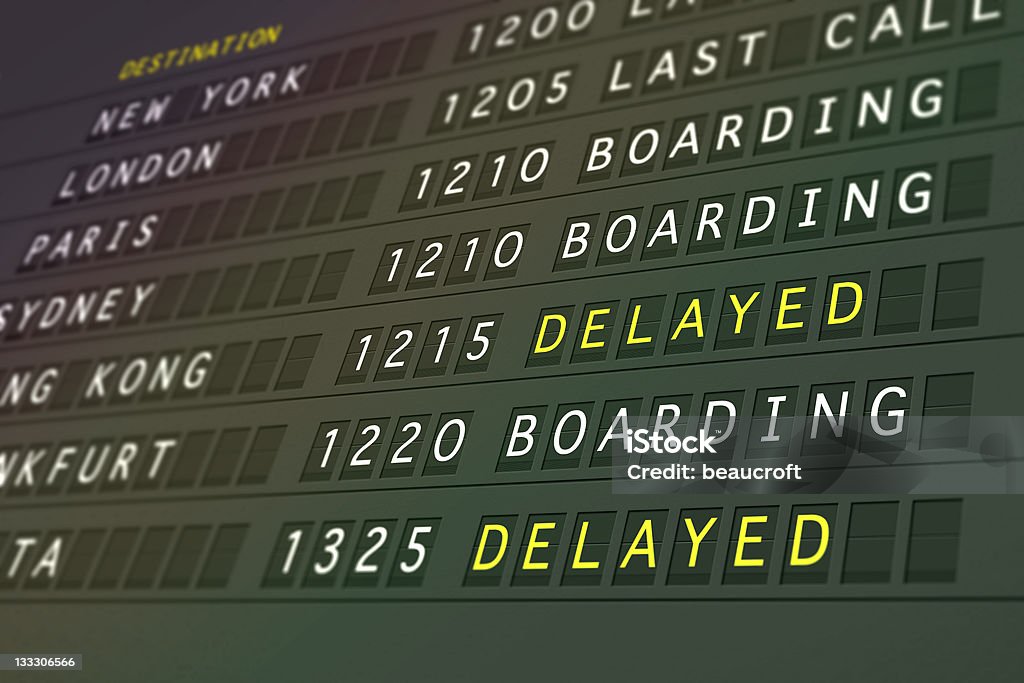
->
118, 24, 283, 81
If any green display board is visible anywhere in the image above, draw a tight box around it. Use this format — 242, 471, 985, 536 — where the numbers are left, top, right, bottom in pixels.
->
0, 0, 1020, 679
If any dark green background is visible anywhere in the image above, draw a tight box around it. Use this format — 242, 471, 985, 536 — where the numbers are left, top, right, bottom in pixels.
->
0, 0, 1021, 679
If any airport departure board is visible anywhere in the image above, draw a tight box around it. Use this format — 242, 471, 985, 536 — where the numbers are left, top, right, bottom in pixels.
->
0, 0, 1021, 680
